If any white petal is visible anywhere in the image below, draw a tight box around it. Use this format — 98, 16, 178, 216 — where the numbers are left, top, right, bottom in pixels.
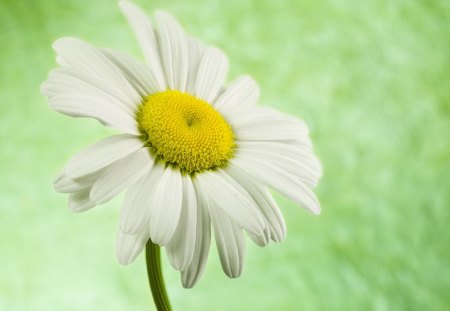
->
227, 165, 286, 243
119, 164, 164, 234
116, 228, 150, 265
48, 95, 139, 134
231, 156, 321, 215
43, 67, 135, 114
196, 169, 265, 235
68, 189, 95, 212
209, 203, 245, 278
232, 107, 310, 143
214, 76, 259, 113
149, 167, 183, 245
230, 106, 305, 128
42, 67, 139, 134
166, 175, 197, 271
155, 11, 189, 91
236, 143, 321, 188
54, 168, 104, 193
252, 191, 284, 243
238, 141, 322, 177
101, 48, 162, 96
186, 37, 203, 94
194, 47, 228, 103
64, 134, 144, 179
51, 37, 141, 107
181, 181, 211, 288
90, 148, 154, 204
119, 0, 166, 90
247, 229, 271, 247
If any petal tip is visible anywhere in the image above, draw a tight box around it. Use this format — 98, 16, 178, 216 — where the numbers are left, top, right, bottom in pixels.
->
116, 253, 133, 265
181, 280, 194, 289
313, 206, 322, 215
52, 37, 77, 51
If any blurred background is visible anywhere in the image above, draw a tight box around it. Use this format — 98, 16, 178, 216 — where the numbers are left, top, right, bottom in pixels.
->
1, 0, 449, 310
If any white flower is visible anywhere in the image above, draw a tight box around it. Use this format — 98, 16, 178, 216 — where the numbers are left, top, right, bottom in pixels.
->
41, 0, 322, 288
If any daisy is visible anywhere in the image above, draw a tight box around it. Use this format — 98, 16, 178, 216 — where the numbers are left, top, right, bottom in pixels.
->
41, 0, 322, 291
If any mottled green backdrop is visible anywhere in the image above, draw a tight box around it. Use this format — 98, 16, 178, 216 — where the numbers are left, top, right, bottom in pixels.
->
1, 0, 449, 310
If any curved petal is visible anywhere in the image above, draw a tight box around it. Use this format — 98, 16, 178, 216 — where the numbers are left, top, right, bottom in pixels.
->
236, 143, 321, 188
90, 148, 154, 204
119, 163, 164, 234
43, 66, 136, 114
231, 155, 321, 215
232, 107, 310, 144
194, 47, 228, 103
42, 67, 139, 134
247, 228, 271, 247
214, 76, 259, 113
51, 37, 141, 108
209, 203, 246, 278
181, 181, 211, 288
54, 168, 104, 193
237, 141, 322, 178
63, 134, 144, 179
166, 175, 197, 271
155, 10, 189, 91
116, 228, 150, 265
119, 0, 166, 90
196, 169, 265, 235
68, 188, 96, 213
227, 165, 286, 243
149, 167, 183, 246
186, 37, 203, 94
101, 48, 162, 96
47, 95, 139, 134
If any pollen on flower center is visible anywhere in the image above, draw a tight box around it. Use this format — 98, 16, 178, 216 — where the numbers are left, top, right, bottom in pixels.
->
137, 90, 235, 174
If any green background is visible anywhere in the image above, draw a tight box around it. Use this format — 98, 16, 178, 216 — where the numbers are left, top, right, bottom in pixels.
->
1, 0, 449, 310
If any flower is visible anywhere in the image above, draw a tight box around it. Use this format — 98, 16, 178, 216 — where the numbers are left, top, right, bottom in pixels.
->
41, 0, 322, 288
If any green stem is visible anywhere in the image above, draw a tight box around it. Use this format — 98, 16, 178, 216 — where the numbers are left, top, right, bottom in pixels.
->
145, 240, 172, 311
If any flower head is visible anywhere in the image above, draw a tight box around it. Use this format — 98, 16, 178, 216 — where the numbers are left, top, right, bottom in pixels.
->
42, 0, 322, 288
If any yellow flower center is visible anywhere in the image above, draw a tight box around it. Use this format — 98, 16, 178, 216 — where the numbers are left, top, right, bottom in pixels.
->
137, 90, 235, 175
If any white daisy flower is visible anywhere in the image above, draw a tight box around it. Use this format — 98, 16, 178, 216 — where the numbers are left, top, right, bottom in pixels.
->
42, 0, 322, 289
